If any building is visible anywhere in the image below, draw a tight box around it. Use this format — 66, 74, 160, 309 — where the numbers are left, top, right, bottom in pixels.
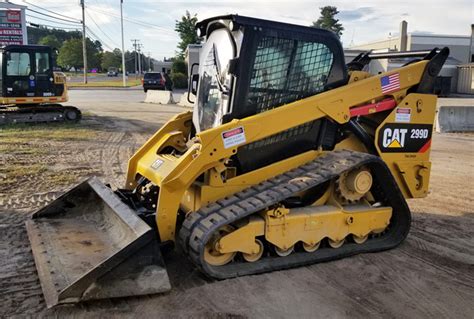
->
153, 59, 173, 74
347, 22, 474, 94
185, 44, 202, 76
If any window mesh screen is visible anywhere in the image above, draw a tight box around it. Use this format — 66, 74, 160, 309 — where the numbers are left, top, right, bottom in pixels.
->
242, 36, 334, 152
248, 36, 334, 113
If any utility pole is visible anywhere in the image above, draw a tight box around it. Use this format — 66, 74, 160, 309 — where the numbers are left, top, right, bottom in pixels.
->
147, 52, 151, 71
131, 39, 139, 78
137, 43, 143, 76
80, 0, 88, 84
120, 0, 126, 87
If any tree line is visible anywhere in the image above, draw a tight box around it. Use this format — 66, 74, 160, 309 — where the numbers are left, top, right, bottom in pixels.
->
28, 6, 343, 81
28, 26, 151, 73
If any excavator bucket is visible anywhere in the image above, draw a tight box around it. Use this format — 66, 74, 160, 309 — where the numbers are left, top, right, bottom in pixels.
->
25, 177, 171, 308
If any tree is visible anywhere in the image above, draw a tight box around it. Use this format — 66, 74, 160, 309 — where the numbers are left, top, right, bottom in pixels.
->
175, 11, 200, 58
38, 35, 61, 49
27, 26, 82, 45
101, 48, 122, 70
57, 38, 102, 70
312, 6, 344, 38
172, 57, 187, 75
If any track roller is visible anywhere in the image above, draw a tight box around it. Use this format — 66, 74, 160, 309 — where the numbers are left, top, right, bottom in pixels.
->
302, 241, 321, 252
274, 245, 294, 257
328, 238, 345, 249
242, 239, 264, 262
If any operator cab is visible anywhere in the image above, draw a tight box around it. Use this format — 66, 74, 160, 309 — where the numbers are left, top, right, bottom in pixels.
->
190, 15, 348, 172
1, 45, 61, 98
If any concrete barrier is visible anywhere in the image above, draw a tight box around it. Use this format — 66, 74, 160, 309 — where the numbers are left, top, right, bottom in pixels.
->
436, 106, 474, 132
144, 90, 175, 104
177, 94, 194, 108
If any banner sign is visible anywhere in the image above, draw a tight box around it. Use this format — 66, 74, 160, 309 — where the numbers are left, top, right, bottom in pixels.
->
0, 10, 24, 45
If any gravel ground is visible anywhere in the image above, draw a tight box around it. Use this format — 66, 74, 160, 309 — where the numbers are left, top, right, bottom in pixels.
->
0, 98, 473, 318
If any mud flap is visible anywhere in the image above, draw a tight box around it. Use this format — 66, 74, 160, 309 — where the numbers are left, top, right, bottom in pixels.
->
25, 177, 171, 308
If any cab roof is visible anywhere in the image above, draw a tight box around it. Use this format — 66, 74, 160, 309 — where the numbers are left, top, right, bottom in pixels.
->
196, 14, 338, 40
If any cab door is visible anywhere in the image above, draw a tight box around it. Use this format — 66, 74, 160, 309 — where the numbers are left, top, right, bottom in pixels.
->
3, 50, 34, 97
33, 50, 55, 97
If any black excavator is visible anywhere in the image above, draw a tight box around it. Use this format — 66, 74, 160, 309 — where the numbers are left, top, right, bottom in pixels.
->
0, 44, 81, 125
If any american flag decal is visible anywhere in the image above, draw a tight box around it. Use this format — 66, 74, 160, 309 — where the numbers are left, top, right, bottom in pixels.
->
380, 73, 400, 94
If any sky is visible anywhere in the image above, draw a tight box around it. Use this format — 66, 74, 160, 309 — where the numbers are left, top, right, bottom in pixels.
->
15, 0, 474, 61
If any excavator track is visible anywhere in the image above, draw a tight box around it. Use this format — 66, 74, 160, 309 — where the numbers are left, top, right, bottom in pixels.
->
0, 104, 81, 125
179, 150, 411, 279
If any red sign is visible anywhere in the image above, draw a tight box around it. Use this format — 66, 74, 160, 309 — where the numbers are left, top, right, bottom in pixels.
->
7, 11, 20, 23
222, 127, 244, 138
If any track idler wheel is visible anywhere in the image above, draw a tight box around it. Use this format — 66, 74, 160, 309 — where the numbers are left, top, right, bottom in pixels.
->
64, 107, 82, 122
204, 225, 236, 266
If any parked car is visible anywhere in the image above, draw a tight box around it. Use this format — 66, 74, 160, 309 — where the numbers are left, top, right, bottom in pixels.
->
142, 72, 173, 92
107, 67, 118, 77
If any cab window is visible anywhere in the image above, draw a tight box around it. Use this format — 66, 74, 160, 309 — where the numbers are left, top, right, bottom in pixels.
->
7, 52, 31, 76
35, 52, 50, 75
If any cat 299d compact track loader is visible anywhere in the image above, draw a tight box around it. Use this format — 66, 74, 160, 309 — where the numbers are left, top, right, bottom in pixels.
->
0, 45, 81, 125
26, 15, 448, 307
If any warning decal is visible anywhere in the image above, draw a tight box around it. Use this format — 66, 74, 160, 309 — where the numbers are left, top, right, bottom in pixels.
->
395, 108, 411, 123
222, 126, 246, 149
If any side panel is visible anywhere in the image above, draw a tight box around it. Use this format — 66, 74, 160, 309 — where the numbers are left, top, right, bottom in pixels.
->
375, 93, 437, 198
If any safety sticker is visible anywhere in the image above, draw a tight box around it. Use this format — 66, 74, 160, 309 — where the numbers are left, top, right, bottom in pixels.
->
151, 158, 164, 169
395, 108, 411, 123
222, 126, 246, 149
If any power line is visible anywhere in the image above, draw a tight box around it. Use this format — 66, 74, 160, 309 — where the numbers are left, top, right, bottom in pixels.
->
27, 21, 81, 31
85, 11, 120, 48
22, 1, 82, 23
90, 7, 175, 35
26, 8, 82, 24
86, 27, 114, 51
26, 14, 83, 27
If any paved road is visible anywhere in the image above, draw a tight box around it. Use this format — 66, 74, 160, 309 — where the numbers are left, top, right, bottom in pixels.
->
69, 89, 188, 131
67, 73, 132, 83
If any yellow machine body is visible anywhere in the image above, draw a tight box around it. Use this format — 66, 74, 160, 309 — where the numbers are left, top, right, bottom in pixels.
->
126, 59, 436, 242
26, 15, 447, 306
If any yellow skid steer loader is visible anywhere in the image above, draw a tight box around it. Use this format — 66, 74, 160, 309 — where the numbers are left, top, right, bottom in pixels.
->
25, 15, 449, 307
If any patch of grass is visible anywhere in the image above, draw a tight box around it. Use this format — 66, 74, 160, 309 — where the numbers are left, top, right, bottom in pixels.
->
0, 123, 97, 141
0, 144, 47, 155
46, 172, 80, 185
81, 111, 94, 117
0, 164, 48, 186
67, 79, 142, 88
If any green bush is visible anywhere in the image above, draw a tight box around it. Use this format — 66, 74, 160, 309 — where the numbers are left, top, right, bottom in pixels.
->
172, 58, 187, 75
171, 72, 188, 89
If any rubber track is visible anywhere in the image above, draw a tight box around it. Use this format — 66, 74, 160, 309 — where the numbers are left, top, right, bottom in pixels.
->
178, 150, 411, 279
0, 105, 81, 125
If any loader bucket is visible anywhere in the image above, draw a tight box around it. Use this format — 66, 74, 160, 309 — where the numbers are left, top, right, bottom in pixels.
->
25, 177, 171, 308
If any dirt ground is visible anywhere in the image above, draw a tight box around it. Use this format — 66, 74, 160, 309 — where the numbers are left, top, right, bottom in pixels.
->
0, 112, 473, 318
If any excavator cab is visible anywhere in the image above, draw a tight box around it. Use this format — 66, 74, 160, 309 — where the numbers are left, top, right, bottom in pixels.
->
0, 45, 80, 124
1, 45, 66, 100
